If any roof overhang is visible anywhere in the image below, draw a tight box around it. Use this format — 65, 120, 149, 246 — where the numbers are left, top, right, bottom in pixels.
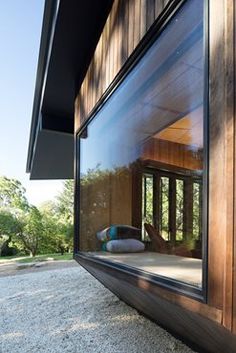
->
27, 0, 113, 179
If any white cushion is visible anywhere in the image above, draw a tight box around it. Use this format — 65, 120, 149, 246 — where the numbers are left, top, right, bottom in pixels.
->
96, 227, 110, 242
106, 239, 144, 253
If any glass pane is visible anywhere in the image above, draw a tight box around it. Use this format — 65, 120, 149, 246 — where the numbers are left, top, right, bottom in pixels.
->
176, 179, 184, 241
142, 174, 153, 241
79, 0, 204, 288
193, 182, 201, 240
160, 177, 169, 241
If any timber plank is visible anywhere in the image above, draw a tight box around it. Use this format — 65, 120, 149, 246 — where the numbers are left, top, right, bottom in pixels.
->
75, 255, 236, 353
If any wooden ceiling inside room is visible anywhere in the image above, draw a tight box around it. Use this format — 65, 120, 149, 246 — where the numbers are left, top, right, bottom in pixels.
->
99, 31, 204, 150
154, 106, 203, 148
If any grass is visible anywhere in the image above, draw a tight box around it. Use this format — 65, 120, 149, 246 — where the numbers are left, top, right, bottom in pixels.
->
0, 253, 73, 263
0, 255, 20, 261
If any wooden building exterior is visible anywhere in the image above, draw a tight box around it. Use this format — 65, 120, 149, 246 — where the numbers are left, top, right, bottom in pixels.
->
27, 1, 236, 352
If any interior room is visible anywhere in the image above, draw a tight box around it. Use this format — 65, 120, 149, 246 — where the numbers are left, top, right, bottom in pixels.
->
78, 0, 204, 289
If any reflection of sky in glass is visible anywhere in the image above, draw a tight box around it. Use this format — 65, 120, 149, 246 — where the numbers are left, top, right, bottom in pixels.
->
80, 0, 203, 177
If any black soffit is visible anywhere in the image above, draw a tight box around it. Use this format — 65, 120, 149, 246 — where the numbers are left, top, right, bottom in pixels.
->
26, 0, 113, 179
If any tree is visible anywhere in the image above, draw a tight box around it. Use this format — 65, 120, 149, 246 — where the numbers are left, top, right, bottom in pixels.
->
55, 180, 74, 252
56, 180, 74, 223
39, 202, 63, 254
15, 206, 44, 257
0, 177, 30, 256
0, 177, 45, 257
0, 210, 20, 256
39, 197, 73, 254
0, 176, 74, 257
0, 176, 29, 212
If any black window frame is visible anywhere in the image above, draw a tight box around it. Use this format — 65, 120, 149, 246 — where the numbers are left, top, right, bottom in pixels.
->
141, 167, 203, 244
74, 0, 209, 302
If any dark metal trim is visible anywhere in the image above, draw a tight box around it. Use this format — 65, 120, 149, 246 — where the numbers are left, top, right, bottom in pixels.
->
201, 0, 209, 304
143, 168, 201, 244
141, 159, 203, 177
74, 252, 204, 302
26, 0, 60, 173
73, 136, 79, 255
42, 114, 74, 133
75, 0, 208, 302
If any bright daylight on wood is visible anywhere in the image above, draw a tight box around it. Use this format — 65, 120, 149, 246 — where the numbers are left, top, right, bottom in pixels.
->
1, 1, 236, 353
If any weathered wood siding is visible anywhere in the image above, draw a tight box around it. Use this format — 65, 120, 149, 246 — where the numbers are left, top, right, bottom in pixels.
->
232, 0, 236, 335
75, 253, 236, 353
75, 0, 166, 131
208, 0, 235, 334
75, 0, 236, 338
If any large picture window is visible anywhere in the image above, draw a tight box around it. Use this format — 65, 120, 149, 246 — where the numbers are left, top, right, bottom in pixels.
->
78, 0, 206, 293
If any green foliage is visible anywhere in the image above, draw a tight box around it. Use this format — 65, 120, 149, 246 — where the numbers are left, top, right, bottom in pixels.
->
193, 182, 201, 240
176, 179, 184, 240
160, 177, 169, 240
0, 210, 20, 255
142, 175, 153, 241
56, 180, 74, 223
0, 235, 8, 254
0, 176, 75, 257
0, 176, 29, 212
16, 206, 44, 257
39, 180, 74, 254
0, 177, 45, 256
56, 180, 74, 251
0, 177, 29, 256
16, 253, 73, 263
0, 210, 20, 236
39, 205, 67, 255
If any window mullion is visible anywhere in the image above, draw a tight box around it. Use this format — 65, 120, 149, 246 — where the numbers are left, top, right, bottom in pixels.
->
169, 177, 176, 244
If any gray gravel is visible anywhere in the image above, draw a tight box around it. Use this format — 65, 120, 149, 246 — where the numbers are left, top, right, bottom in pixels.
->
0, 264, 196, 353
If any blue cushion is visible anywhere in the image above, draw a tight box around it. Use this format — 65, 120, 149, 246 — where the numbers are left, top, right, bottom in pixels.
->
109, 226, 117, 240
101, 243, 107, 251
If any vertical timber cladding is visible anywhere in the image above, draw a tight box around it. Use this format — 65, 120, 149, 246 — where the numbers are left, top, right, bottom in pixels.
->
233, 0, 236, 336
75, 0, 236, 336
74, 0, 166, 131
209, 0, 235, 333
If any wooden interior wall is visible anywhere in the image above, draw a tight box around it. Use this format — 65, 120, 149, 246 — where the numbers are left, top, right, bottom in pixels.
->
74, 0, 166, 132
209, 0, 235, 334
141, 138, 203, 171
79, 168, 132, 251
110, 168, 132, 225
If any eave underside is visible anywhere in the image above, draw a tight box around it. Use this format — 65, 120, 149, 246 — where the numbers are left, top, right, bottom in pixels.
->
27, 0, 113, 179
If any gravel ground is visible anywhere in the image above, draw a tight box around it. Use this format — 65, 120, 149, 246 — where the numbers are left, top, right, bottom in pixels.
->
0, 259, 78, 278
0, 263, 197, 353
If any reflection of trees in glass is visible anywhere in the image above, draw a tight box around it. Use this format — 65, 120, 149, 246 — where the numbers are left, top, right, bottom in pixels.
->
193, 182, 201, 240
80, 164, 109, 185
80, 164, 132, 210
160, 177, 169, 240
176, 179, 184, 240
80, 165, 114, 221
142, 174, 153, 240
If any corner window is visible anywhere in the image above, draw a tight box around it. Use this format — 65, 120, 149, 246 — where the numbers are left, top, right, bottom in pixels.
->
78, 0, 206, 295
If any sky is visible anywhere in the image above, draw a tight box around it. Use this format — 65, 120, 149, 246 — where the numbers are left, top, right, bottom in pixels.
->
0, 0, 63, 206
